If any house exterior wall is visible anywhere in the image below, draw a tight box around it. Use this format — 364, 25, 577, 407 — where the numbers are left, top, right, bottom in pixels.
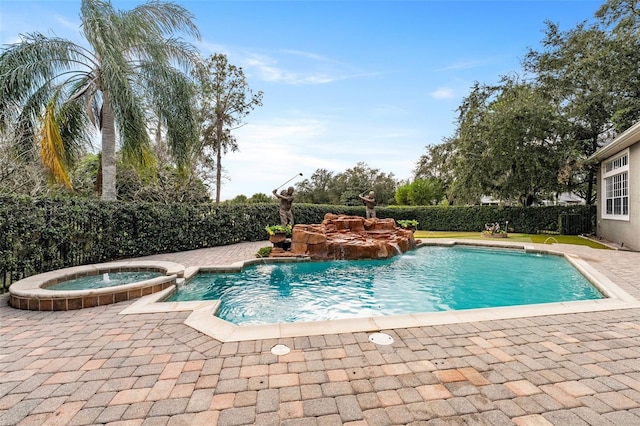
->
597, 142, 640, 250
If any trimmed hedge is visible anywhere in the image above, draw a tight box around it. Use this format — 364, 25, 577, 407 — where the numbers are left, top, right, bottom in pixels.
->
0, 196, 594, 290
380, 204, 595, 235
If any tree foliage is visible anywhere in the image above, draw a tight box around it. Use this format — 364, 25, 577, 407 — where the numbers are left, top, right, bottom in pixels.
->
193, 54, 263, 203
522, 1, 640, 203
295, 169, 335, 204
248, 193, 272, 203
453, 79, 574, 206
413, 140, 458, 204
226, 193, 273, 204
295, 163, 398, 205
395, 179, 444, 206
421, 0, 640, 206
410, 179, 445, 206
0, 0, 201, 201
0, 133, 52, 196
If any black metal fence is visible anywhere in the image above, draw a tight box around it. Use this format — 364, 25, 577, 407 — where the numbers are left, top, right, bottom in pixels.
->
559, 212, 595, 235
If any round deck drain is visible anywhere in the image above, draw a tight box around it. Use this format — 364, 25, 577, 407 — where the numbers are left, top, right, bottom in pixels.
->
369, 332, 394, 345
271, 344, 291, 355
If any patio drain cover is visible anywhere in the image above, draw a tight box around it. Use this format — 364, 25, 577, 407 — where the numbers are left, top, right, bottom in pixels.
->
271, 344, 291, 355
369, 332, 394, 345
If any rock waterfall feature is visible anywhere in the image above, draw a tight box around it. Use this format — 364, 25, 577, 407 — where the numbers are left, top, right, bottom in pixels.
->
271, 214, 417, 260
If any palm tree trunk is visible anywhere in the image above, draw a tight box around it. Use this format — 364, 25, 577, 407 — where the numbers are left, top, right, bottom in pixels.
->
101, 91, 118, 201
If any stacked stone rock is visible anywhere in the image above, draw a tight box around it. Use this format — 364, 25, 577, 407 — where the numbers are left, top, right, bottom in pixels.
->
284, 214, 416, 260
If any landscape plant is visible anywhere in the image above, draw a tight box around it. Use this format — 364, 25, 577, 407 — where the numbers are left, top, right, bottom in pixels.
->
295, 163, 397, 206
397, 219, 419, 229
265, 224, 292, 237
255, 246, 273, 258
0, 0, 201, 200
1, 195, 596, 291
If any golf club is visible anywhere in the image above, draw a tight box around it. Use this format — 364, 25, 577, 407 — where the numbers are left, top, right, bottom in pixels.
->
276, 172, 303, 191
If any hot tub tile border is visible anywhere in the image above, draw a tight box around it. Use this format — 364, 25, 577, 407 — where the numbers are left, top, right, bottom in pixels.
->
8, 261, 183, 311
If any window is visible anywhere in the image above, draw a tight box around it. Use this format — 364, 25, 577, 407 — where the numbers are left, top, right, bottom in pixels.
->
602, 150, 629, 220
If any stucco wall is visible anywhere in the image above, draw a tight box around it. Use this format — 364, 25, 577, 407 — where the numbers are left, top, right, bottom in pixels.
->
597, 142, 640, 251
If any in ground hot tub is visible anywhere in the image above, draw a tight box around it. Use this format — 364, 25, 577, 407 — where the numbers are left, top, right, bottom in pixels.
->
8, 261, 184, 311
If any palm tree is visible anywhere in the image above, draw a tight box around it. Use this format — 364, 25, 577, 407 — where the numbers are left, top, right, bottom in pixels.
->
0, 0, 201, 200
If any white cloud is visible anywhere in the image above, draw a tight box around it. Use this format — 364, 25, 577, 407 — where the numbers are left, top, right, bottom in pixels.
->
439, 58, 495, 71
198, 41, 230, 56
431, 87, 455, 99
243, 53, 343, 86
235, 119, 325, 141
198, 37, 377, 86
4, 35, 23, 44
54, 15, 80, 32
280, 49, 332, 62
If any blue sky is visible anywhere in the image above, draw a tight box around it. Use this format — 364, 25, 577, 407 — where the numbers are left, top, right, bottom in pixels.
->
1, 0, 602, 200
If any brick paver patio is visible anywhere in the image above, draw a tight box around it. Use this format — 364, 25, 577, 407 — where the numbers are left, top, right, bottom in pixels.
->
2, 240, 640, 425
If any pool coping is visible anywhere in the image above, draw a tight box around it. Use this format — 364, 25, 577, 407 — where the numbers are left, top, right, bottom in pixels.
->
119, 241, 640, 342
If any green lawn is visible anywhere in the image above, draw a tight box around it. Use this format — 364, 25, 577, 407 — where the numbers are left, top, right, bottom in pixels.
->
413, 231, 610, 249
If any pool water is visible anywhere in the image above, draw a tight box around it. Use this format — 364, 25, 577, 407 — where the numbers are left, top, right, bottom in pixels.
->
166, 246, 604, 325
48, 271, 163, 291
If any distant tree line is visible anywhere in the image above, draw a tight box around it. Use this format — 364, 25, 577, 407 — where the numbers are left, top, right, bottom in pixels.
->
416, 0, 640, 206
293, 162, 398, 206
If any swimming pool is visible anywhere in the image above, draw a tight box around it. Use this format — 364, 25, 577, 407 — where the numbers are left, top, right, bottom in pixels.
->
166, 246, 604, 325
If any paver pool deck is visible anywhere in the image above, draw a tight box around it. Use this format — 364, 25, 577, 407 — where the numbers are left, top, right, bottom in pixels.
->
2, 239, 640, 425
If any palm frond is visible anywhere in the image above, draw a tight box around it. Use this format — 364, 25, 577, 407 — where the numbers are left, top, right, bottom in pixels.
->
0, 34, 94, 105
131, 37, 201, 74
40, 101, 73, 189
11, 83, 56, 159
80, 0, 120, 58
57, 99, 91, 164
0, 34, 96, 154
140, 62, 198, 171
126, 0, 201, 41
99, 52, 152, 170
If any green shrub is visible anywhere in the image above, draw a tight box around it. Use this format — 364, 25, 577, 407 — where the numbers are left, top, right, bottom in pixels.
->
380, 205, 594, 234
397, 219, 419, 229
256, 246, 272, 258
